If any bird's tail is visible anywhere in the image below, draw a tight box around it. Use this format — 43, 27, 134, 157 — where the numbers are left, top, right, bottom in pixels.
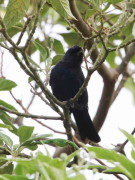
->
72, 108, 100, 143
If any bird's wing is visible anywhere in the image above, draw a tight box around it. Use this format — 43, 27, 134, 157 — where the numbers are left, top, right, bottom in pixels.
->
50, 63, 85, 101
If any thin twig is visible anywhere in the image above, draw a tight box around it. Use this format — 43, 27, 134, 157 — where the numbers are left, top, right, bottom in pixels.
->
96, 159, 125, 180
16, 15, 35, 45
0, 105, 61, 120
114, 128, 135, 155
111, 72, 130, 104
33, 118, 66, 135
0, 42, 10, 51
0, 18, 21, 51
109, 38, 135, 53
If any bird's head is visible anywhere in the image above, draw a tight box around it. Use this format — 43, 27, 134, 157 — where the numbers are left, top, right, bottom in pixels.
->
63, 45, 83, 66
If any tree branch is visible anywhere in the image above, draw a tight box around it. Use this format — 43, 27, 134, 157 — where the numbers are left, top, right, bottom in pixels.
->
16, 15, 35, 45
69, 0, 113, 80
0, 105, 61, 120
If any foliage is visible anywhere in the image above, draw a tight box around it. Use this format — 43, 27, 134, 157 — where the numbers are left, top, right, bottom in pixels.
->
88, 130, 135, 180
0, 0, 135, 179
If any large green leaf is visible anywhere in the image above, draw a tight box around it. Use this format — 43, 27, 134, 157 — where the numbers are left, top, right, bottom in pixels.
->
30, 138, 79, 150
107, 0, 123, 3
0, 78, 17, 91
0, 100, 17, 111
106, 51, 117, 68
32, 40, 49, 62
88, 146, 135, 178
118, 35, 134, 49
37, 152, 66, 180
18, 126, 34, 144
52, 54, 64, 65
0, 123, 12, 130
131, 149, 135, 160
15, 164, 28, 176
65, 150, 80, 165
0, 111, 18, 135
4, 0, 30, 29
0, 162, 13, 175
0, 175, 31, 180
0, 132, 13, 149
60, 32, 83, 47
48, 0, 76, 20
53, 39, 65, 54
104, 166, 134, 180
120, 129, 135, 147
21, 134, 52, 146
7, 23, 23, 37
132, 22, 135, 36
85, 9, 96, 19
12, 152, 65, 176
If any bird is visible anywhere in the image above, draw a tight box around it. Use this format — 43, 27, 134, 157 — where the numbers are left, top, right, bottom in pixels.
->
49, 45, 100, 143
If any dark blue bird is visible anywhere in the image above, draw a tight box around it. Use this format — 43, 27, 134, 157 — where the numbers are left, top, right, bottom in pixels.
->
49, 45, 100, 142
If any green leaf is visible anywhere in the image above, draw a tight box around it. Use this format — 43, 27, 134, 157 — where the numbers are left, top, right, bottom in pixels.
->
118, 35, 134, 49
0, 175, 31, 180
85, 9, 96, 19
0, 132, 13, 149
21, 134, 52, 146
106, 51, 117, 68
131, 148, 135, 160
88, 146, 135, 178
0, 0, 4, 4
0, 111, 18, 135
40, 3, 49, 17
48, 0, 76, 20
32, 40, 49, 62
65, 150, 80, 165
45, 57, 52, 73
53, 39, 65, 54
0, 162, 13, 175
4, 0, 30, 29
0, 100, 17, 111
0, 23, 23, 41
27, 56, 41, 68
18, 126, 34, 144
15, 164, 27, 176
132, 22, 135, 36
7, 23, 23, 38
76, 0, 88, 15
88, 146, 116, 161
25, 145, 38, 151
12, 158, 37, 174
0, 78, 17, 91
107, 0, 123, 3
20, 134, 52, 151
30, 138, 79, 150
104, 165, 134, 180
120, 129, 135, 147
37, 153, 66, 180
52, 54, 64, 65
60, 32, 83, 47
0, 123, 12, 130
125, 77, 135, 104
131, 54, 135, 64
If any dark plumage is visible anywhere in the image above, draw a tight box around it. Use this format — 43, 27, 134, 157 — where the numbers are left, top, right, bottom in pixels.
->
49, 45, 100, 142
